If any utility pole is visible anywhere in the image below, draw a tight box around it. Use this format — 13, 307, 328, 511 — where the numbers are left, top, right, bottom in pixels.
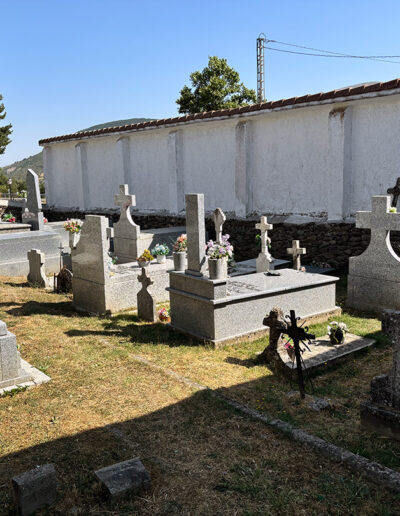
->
257, 33, 266, 103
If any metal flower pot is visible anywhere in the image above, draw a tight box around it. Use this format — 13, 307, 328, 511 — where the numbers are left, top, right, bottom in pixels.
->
208, 258, 228, 280
173, 252, 186, 271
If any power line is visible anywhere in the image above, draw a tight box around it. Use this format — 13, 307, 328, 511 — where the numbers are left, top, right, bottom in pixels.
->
263, 38, 400, 65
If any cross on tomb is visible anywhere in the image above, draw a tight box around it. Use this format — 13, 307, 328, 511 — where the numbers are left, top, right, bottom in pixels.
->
138, 268, 154, 289
114, 184, 137, 224
137, 267, 156, 322
387, 178, 400, 208
357, 195, 400, 249
287, 240, 306, 271
255, 216, 273, 256
212, 208, 226, 244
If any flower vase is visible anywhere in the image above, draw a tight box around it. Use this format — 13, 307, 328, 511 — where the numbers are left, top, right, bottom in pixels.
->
156, 254, 167, 264
69, 231, 80, 250
173, 252, 186, 272
138, 261, 150, 268
208, 257, 228, 280
329, 329, 345, 345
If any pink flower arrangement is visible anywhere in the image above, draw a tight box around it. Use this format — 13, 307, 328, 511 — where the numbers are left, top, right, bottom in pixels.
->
158, 307, 170, 322
206, 234, 234, 259
173, 234, 187, 252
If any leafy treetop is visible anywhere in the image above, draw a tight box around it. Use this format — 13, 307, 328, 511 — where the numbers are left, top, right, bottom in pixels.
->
0, 94, 12, 155
176, 56, 256, 114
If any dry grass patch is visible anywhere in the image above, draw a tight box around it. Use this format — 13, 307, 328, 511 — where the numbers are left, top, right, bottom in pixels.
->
0, 276, 399, 514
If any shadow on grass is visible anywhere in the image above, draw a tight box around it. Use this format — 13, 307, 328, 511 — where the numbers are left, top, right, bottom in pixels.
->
65, 319, 196, 348
0, 300, 78, 317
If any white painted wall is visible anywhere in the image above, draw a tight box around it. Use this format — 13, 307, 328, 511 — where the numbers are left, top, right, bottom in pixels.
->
42, 92, 400, 220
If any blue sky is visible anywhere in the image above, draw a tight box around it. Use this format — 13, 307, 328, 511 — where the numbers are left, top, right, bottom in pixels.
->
1, 0, 400, 166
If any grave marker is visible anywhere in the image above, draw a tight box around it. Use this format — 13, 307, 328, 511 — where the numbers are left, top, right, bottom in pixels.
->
287, 240, 306, 271
255, 216, 273, 273
22, 169, 44, 231
137, 267, 156, 322
347, 195, 400, 312
27, 249, 48, 288
212, 207, 226, 244
185, 193, 207, 276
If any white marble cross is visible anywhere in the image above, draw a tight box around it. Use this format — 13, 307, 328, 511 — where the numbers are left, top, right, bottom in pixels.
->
287, 240, 306, 271
255, 216, 273, 272
213, 208, 226, 243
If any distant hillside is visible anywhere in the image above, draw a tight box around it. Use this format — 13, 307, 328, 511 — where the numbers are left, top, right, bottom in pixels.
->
1, 117, 154, 180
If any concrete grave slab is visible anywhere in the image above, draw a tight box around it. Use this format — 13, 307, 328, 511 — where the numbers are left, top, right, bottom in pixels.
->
95, 458, 151, 499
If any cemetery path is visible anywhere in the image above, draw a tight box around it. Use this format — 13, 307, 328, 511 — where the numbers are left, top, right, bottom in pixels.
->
0, 277, 400, 514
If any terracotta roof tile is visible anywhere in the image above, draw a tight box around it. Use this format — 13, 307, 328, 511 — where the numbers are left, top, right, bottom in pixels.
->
38, 77, 400, 145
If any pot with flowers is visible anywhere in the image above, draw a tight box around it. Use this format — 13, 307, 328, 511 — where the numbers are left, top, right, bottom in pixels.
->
137, 249, 153, 268
173, 234, 187, 271
2, 213, 16, 223
64, 219, 82, 249
158, 307, 170, 323
327, 321, 348, 345
152, 243, 170, 264
206, 234, 234, 280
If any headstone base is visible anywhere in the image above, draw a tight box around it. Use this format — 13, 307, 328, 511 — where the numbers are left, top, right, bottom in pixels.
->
347, 274, 400, 313
360, 401, 400, 441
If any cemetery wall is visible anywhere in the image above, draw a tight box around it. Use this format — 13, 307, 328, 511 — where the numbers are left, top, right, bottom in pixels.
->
41, 88, 400, 222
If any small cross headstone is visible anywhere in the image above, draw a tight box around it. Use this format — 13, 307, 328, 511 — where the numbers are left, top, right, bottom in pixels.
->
212, 208, 226, 244
113, 184, 143, 263
387, 177, 400, 208
287, 240, 306, 271
27, 249, 48, 288
255, 216, 273, 273
137, 268, 156, 322
55, 266, 73, 293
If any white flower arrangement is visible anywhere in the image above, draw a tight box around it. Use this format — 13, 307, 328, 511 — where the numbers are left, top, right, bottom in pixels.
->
327, 321, 348, 344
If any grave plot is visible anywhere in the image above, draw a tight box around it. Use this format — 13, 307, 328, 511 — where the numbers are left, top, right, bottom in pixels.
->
0, 276, 399, 515
169, 193, 340, 345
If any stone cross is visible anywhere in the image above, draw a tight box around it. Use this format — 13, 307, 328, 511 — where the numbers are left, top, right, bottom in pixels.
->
114, 184, 136, 223
287, 240, 306, 271
113, 184, 148, 263
137, 268, 156, 322
212, 208, 226, 244
357, 196, 400, 249
387, 177, 400, 208
255, 216, 273, 273
22, 169, 44, 230
27, 249, 48, 288
185, 193, 207, 276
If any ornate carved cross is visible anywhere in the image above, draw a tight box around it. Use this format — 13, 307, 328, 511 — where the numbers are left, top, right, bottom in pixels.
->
287, 240, 306, 271
387, 178, 400, 208
114, 184, 137, 225
138, 267, 154, 290
255, 216, 273, 256
212, 208, 226, 243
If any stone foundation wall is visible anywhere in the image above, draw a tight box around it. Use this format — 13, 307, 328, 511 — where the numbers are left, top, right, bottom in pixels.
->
7, 207, 400, 271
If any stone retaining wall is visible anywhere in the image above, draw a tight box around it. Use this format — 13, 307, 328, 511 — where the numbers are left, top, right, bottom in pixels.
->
7, 207, 400, 270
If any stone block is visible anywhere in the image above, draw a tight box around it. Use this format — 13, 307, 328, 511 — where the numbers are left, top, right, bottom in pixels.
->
95, 458, 151, 499
12, 464, 57, 516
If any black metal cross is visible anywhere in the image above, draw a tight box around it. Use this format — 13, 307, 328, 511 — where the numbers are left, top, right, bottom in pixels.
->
387, 177, 400, 208
282, 310, 315, 399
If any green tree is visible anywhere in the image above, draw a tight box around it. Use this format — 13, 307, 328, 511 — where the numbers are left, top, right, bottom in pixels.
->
176, 56, 256, 114
0, 94, 12, 155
